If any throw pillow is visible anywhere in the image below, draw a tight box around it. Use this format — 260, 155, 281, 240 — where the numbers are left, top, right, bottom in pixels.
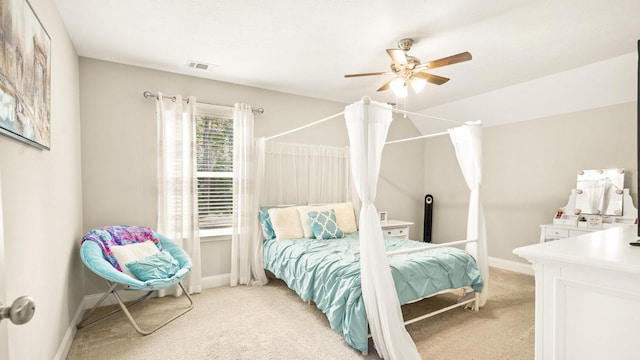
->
269, 206, 305, 240
308, 209, 345, 240
297, 205, 332, 238
126, 251, 180, 281
259, 207, 277, 239
110, 241, 160, 278
259, 203, 307, 239
327, 202, 357, 233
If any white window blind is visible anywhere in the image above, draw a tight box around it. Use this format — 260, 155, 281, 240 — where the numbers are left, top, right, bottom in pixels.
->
196, 104, 234, 235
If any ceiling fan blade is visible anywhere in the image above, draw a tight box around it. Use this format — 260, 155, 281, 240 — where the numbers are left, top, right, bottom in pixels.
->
386, 49, 407, 66
413, 72, 450, 85
377, 79, 393, 92
418, 51, 472, 70
344, 71, 391, 78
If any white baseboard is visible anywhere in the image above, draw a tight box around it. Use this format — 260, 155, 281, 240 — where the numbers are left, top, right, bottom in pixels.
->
201, 273, 230, 289
53, 296, 87, 360
54, 292, 148, 359
489, 256, 534, 276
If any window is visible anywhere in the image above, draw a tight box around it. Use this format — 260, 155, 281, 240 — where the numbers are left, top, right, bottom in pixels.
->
196, 104, 234, 237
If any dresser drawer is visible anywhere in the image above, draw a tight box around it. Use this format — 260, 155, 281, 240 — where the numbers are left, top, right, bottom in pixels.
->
569, 230, 591, 237
545, 228, 569, 239
539, 224, 601, 243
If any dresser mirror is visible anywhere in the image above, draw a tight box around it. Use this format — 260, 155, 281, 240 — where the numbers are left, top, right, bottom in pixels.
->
574, 168, 624, 215
541, 168, 636, 243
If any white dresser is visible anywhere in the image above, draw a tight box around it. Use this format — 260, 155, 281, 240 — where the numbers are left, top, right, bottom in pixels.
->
539, 224, 598, 242
540, 187, 637, 243
381, 220, 413, 240
514, 226, 640, 360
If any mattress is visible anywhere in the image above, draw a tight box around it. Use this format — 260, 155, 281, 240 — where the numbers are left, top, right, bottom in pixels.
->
263, 232, 484, 353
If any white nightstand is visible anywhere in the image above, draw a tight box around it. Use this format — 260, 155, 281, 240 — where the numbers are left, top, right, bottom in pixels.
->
381, 220, 413, 240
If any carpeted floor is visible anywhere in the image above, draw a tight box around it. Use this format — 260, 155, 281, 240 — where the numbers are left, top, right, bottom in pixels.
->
67, 267, 534, 359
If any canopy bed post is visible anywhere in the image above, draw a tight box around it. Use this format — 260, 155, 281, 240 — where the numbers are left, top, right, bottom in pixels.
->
345, 97, 421, 359
448, 121, 489, 306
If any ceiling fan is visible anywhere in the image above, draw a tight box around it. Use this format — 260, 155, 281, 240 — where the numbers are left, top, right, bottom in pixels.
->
344, 38, 472, 97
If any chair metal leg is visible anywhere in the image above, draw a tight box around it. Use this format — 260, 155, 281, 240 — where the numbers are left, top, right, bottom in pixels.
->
112, 282, 194, 335
77, 281, 193, 336
77, 280, 154, 330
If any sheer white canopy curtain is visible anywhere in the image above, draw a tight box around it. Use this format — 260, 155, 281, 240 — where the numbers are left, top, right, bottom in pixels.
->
259, 140, 353, 205
156, 92, 202, 295
345, 98, 421, 360
448, 121, 489, 307
230, 104, 268, 286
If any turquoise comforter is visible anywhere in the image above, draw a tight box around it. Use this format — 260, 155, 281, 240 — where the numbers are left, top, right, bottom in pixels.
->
263, 232, 483, 354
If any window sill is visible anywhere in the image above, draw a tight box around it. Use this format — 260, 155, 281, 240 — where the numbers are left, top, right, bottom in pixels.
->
199, 228, 232, 242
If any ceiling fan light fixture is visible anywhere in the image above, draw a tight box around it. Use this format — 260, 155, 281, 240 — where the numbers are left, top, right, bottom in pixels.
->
390, 77, 408, 98
410, 77, 427, 93
344, 39, 471, 96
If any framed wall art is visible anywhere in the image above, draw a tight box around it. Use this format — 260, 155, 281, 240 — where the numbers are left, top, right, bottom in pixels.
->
0, 0, 51, 150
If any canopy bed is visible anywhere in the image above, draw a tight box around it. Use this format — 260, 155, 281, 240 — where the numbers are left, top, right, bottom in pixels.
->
246, 97, 488, 359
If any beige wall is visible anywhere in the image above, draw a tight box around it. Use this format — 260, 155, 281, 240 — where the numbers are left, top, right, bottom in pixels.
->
424, 102, 637, 264
79, 58, 424, 292
380, 114, 427, 241
0, 0, 83, 358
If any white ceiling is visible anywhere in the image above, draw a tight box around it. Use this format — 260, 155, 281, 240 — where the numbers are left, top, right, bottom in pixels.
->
54, 0, 640, 124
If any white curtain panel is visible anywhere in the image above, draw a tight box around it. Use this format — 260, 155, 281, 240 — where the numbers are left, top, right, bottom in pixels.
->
230, 104, 268, 286
345, 98, 420, 360
261, 141, 352, 205
448, 121, 489, 307
156, 92, 202, 295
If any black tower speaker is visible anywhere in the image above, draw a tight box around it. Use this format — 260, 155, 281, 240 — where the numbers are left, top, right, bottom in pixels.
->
423, 194, 434, 243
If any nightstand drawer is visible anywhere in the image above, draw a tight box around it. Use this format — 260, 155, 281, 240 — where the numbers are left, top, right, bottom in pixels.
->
384, 228, 407, 238
381, 220, 413, 240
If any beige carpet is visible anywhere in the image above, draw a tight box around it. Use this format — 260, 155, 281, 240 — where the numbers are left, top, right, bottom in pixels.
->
67, 267, 534, 359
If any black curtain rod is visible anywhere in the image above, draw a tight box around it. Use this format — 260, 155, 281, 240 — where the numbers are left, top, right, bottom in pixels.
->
142, 91, 264, 114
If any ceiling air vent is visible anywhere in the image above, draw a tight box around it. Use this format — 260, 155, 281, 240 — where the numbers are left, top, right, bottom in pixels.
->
186, 60, 216, 71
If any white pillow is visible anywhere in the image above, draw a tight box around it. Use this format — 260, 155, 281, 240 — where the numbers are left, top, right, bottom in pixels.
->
110, 241, 160, 279
303, 202, 358, 235
308, 202, 358, 234
268, 206, 304, 240
329, 202, 358, 233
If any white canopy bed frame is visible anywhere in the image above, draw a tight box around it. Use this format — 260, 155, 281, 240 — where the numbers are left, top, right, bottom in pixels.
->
258, 97, 488, 359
